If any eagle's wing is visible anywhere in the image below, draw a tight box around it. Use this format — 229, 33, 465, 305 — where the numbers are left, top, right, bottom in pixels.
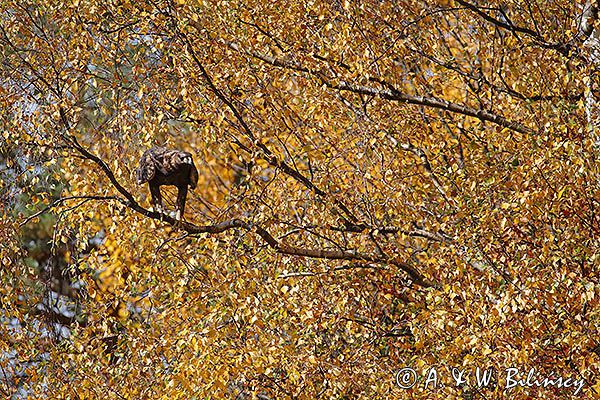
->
156, 148, 187, 175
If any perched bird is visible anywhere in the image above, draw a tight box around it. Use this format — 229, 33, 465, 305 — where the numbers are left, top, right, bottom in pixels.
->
135, 146, 198, 220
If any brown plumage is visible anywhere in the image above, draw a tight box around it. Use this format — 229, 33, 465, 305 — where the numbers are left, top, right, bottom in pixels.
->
135, 146, 198, 220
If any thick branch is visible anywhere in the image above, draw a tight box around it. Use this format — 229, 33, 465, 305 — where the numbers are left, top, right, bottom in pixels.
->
189, 220, 432, 287
175, 21, 359, 223
456, 0, 538, 37
455, 0, 573, 57
581, 1, 599, 37
59, 139, 436, 288
221, 40, 535, 136
335, 81, 534, 135
331, 223, 450, 242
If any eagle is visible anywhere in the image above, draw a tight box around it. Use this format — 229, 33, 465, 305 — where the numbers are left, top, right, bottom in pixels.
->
135, 146, 198, 220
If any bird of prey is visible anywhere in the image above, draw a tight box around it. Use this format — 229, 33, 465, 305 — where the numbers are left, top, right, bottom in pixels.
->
135, 146, 198, 220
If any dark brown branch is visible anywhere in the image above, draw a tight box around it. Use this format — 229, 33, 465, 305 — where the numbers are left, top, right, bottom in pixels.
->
56, 134, 436, 288
456, 0, 538, 36
186, 219, 434, 287
221, 40, 535, 136
238, 18, 287, 52
455, 0, 573, 57
177, 25, 359, 224
332, 223, 451, 243
399, 142, 453, 204
66, 139, 138, 206
403, 42, 582, 103
335, 81, 534, 135
581, 1, 599, 37
31, 307, 87, 327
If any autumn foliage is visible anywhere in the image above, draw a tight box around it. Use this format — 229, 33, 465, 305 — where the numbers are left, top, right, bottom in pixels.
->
1, 0, 599, 399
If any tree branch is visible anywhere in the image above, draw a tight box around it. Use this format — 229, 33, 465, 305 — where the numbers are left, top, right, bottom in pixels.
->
19, 195, 124, 226
455, 0, 574, 57
335, 80, 534, 135
220, 39, 535, 136
58, 135, 437, 288
399, 142, 454, 205
581, 1, 599, 37
174, 19, 359, 224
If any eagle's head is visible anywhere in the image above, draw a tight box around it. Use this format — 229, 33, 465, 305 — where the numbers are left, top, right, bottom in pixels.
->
135, 166, 144, 184
135, 150, 156, 184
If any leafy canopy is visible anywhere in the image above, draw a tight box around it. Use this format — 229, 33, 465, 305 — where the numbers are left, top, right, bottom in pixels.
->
1, 0, 599, 399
